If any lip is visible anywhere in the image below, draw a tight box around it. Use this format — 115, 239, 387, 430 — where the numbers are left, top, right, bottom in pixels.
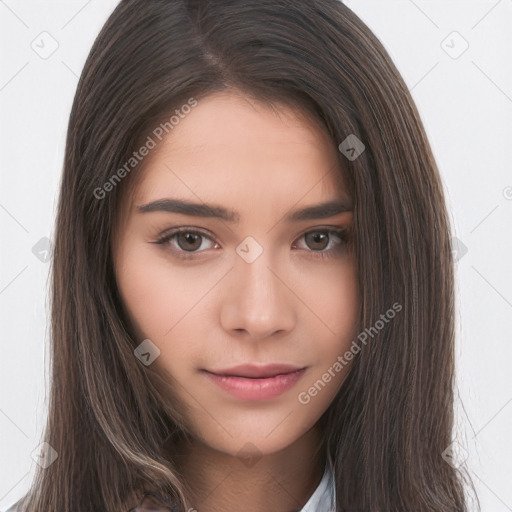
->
203, 364, 307, 401
208, 363, 305, 378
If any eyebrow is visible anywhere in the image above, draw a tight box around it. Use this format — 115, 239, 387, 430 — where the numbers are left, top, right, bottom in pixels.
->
136, 198, 352, 222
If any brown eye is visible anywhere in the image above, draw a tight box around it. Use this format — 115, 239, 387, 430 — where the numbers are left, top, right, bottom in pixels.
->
292, 228, 349, 259
304, 231, 330, 251
176, 232, 203, 251
153, 228, 217, 259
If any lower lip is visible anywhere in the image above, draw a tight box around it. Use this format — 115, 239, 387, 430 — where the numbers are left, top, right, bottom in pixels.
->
203, 368, 306, 401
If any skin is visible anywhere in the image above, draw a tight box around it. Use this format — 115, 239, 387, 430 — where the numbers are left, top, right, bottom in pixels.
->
113, 90, 359, 512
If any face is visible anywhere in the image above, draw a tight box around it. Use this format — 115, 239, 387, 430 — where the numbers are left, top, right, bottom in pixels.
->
113, 91, 359, 458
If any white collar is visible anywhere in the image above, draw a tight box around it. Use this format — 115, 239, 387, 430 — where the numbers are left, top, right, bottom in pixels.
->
299, 460, 336, 512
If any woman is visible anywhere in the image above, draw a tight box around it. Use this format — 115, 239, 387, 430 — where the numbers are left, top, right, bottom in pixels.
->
6, 0, 475, 511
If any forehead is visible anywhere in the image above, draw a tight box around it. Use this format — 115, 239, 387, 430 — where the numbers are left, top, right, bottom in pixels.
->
124, 91, 349, 219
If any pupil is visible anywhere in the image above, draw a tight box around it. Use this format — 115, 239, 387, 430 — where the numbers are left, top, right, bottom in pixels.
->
178, 232, 201, 251
306, 232, 328, 250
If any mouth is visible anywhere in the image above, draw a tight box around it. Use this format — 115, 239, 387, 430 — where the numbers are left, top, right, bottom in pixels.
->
202, 364, 307, 401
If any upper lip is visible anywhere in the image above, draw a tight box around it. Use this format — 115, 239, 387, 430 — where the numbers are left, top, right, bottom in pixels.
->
205, 364, 306, 379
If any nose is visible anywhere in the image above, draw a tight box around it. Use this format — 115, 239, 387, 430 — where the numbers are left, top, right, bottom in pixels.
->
219, 247, 297, 341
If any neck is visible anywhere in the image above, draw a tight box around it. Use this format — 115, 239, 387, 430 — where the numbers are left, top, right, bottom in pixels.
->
169, 425, 326, 512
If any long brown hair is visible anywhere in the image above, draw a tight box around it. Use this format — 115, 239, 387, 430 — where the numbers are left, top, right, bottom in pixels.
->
13, 0, 475, 510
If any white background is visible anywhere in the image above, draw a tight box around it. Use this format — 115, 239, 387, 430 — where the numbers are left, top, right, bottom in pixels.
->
1, 1, 511, 510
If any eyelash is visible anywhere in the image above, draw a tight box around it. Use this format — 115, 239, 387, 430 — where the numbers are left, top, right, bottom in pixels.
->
152, 226, 350, 261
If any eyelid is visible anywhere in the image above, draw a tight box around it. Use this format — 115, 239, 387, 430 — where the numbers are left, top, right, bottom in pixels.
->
152, 225, 350, 260
152, 226, 218, 260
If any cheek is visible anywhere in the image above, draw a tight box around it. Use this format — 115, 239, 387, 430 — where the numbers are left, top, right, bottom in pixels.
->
116, 244, 206, 338
294, 260, 359, 398
117, 259, 178, 340
301, 256, 359, 348
115, 244, 231, 381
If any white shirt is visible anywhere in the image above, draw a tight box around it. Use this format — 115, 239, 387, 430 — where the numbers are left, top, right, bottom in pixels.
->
299, 460, 336, 512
